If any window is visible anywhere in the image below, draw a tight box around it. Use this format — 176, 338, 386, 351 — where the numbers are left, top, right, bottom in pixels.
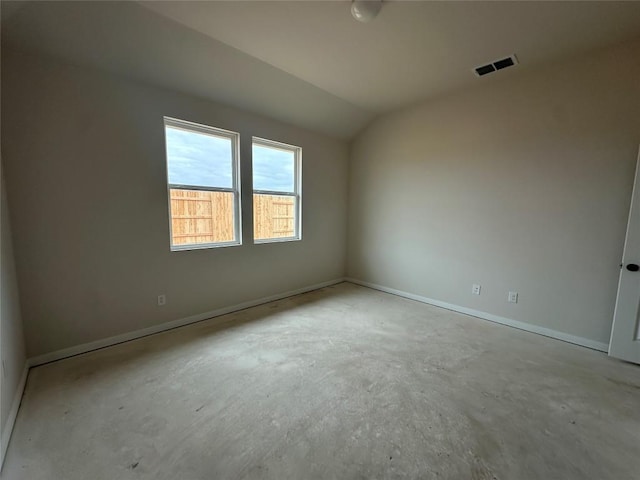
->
252, 138, 302, 242
164, 117, 241, 250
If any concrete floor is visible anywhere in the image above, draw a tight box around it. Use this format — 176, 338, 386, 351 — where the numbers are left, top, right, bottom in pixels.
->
2, 282, 640, 480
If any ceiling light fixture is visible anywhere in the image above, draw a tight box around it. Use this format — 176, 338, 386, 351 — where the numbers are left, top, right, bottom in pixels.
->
351, 1, 382, 23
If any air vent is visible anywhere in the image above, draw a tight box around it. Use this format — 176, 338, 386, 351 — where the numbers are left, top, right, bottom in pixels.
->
474, 54, 518, 77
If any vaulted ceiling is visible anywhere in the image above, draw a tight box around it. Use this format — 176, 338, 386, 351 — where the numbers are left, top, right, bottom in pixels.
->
3, 1, 640, 139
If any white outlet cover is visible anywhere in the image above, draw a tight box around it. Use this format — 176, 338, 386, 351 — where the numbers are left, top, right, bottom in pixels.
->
508, 292, 518, 303
472, 284, 481, 295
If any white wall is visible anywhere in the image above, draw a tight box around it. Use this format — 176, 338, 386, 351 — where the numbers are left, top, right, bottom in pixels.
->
348, 39, 640, 346
1, 168, 27, 463
2, 50, 349, 359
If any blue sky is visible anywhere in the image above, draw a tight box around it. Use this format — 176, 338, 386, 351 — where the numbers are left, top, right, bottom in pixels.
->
252, 144, 294, 192
166, 126, 233, 188
166, 126, 294, 192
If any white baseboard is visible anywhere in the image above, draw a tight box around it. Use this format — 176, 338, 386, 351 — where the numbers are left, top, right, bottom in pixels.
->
1, 363, 29, 471
28, 278, 346, 367
346, 278, 609, 353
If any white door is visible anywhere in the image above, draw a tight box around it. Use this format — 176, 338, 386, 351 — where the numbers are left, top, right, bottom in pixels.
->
610, 147, 640, 364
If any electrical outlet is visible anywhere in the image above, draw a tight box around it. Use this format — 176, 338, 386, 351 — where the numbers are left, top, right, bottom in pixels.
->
157, 294, 166, 306
508, 291, 518, 303
472, 284, 481, 295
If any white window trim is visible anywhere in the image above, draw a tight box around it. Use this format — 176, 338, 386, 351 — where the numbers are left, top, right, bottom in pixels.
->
164, 117, 242, 251
252, 137, 302, 244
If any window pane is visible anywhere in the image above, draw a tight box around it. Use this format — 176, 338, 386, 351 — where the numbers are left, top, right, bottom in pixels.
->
166, 126, 233, 189
170, 188, 236, 246
253, 194, 295, 240
252, 144, 295, 193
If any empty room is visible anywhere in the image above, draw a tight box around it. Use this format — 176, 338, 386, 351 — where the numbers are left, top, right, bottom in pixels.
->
1, 1, 640, 479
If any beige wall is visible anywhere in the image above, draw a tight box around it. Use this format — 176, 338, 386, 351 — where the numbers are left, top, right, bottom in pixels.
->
348, 39, 640, 346
1, 21, 28, 457
1, 168, 27, 453
2, 51, 349, 358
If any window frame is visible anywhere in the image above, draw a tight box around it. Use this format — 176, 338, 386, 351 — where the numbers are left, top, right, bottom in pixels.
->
252, 136, 302, 244
164, 116, 242, 251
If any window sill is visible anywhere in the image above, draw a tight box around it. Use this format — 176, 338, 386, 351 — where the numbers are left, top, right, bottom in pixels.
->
254, 236, 302, 245
170, 241, 241, 252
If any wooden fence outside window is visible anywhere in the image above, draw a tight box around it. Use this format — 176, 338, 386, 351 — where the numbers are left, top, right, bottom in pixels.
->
170, 189, 295, 245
